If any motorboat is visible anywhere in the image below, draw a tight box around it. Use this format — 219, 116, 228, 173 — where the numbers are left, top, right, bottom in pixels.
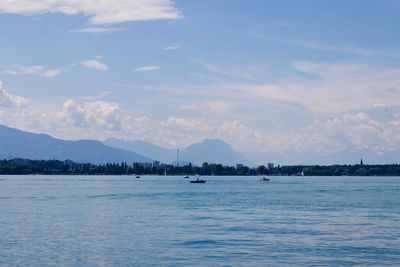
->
190, 176, 206, 183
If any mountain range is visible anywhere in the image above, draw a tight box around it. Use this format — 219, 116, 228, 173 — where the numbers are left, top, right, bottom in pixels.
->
3, 123, 394, 166
0, 124, 250, 166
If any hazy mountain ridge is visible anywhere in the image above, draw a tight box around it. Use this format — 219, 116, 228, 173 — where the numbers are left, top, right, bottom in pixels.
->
104, 138, 252, 166
0, 124, 150, 164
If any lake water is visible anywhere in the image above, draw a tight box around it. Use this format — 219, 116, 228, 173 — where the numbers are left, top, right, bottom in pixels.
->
0, 175, 399, 266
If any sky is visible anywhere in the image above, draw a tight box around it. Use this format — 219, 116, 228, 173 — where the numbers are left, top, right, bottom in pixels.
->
0, 0, 400, 165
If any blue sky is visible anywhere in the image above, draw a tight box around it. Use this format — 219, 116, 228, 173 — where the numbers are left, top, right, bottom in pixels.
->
0, 0, 400, 164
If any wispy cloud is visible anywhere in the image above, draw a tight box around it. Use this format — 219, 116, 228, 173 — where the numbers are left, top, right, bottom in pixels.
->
4, 64, 61, 77
133, 65, 160, 72
195, 60, 267, 83
80, 91, 110, 101
0, 0, 182, 25
247, 20, 292, 38
266, 20, 292, 27
289, 40, 371, 56
81, 59, 109, 71
70, 27, 126, 34
248, 24, 371, 57
163, 45, 182, 51
231, 61, 400, 114
181, 101, 231, 114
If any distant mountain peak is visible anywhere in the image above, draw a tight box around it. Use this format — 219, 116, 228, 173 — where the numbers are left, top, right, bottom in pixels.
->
182, 138, 251, 166
198, 138, 229, 144
185, 138, 231, 149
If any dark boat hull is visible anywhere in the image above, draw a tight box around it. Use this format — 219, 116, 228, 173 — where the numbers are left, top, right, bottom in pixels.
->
190, 180, 206, 183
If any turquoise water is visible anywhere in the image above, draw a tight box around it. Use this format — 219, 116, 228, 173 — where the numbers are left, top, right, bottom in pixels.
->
0, 175, 399, 266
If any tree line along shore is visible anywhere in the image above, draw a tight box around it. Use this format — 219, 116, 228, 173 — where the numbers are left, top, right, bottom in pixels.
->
0, 158, 399, 176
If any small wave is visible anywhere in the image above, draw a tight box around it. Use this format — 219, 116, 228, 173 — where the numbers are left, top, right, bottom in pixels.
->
179, 239, 220, 247
316, 189, 329, 193
88, 193, 138, 200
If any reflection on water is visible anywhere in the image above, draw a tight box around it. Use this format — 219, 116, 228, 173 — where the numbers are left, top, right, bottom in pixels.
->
0, 176, 400, 266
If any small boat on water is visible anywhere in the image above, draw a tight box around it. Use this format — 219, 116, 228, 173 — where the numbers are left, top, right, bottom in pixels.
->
135, 175, 141, 178
259, 177, 270, 181
183, 175, 190, 178
190, 176, 206, 183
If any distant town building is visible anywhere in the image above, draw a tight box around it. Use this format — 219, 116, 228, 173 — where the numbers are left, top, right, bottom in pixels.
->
152, 161, 160, 167
236, 164, 244, 169
133, 162, 152, 168
176, 148, 180, 167
143, 162, 152, 168
267, 163, 274, 170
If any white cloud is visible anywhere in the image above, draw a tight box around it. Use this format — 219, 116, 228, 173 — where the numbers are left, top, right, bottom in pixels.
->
71, 27, 126, 33
0, 0, 182, 25
163, 45, 182, 51
63, 99, 121, 130
4, 64, 61, 77
0, 81, 29, 108
81, 59, 109, 71
133, 65, 160, 72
